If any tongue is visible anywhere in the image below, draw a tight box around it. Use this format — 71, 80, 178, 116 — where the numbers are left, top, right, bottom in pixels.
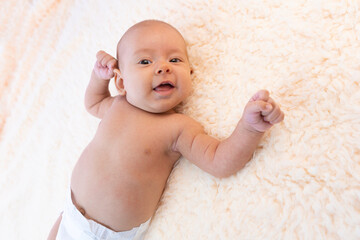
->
155, 84, 173, 91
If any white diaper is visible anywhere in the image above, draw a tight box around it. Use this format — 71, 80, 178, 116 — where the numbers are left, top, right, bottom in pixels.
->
56, 189, 150, 240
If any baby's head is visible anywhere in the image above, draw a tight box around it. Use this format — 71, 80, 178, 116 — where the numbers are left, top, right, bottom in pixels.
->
113, 20, 193, 113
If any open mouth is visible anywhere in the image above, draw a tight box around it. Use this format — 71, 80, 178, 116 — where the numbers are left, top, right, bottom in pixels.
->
153, 81, 175, 91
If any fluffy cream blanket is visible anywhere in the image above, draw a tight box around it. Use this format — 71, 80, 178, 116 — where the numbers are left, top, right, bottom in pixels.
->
1, 0, 360, 239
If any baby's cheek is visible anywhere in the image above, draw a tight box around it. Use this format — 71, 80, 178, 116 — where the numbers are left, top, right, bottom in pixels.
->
183, 85, 192, 99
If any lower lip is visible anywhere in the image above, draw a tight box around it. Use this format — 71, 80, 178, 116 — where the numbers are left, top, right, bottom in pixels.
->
153, 88, 175, 97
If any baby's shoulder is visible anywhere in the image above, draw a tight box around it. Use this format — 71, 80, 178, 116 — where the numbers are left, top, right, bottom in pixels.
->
168, 113, 203, 133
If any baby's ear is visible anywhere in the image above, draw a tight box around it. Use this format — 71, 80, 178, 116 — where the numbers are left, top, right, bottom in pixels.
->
189, 65, 194, 75
113, 69, 126, 96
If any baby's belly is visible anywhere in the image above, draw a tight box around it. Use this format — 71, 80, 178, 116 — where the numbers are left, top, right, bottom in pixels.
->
70, 144, 173, 231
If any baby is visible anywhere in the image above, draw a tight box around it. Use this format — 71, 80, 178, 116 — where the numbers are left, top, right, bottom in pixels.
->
48, 20, 284, 240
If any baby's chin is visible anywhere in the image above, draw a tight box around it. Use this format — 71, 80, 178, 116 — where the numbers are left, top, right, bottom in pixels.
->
123, 93, 186, 114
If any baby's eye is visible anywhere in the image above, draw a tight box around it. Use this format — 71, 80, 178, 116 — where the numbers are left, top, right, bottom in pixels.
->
139, 59, 151, 65
170, 58, 181, 63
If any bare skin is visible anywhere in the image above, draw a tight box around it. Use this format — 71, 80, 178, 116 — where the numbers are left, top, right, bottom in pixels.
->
48, 20, 284, 238
47, 214, 62, 240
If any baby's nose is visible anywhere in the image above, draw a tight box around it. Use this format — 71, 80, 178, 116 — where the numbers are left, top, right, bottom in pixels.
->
156, 63, 171, 74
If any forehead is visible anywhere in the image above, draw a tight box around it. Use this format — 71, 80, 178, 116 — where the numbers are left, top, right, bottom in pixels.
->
117, 22, 187, 59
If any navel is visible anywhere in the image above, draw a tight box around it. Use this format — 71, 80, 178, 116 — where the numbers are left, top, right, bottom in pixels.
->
79, 207, 86, 216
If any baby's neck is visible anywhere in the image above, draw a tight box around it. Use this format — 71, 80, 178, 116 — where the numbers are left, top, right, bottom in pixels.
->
124, 98, 177, 115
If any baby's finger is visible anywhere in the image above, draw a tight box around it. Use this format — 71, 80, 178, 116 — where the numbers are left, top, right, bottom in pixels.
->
270, 111, 284, 124
250, 90, 270, 102
267, 97, 276, 107
100, 54, 114, 67
246, 100, 272, 115
96, 53, 108, 67
107, 58, 118, 69
264, 104, 281, 122
96, 50, 107, 61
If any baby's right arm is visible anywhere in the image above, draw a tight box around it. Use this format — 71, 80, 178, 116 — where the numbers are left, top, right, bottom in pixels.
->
85, 51, 117, 118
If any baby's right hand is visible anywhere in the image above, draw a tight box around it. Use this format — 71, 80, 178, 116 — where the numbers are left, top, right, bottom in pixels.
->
93, 50, 118, 80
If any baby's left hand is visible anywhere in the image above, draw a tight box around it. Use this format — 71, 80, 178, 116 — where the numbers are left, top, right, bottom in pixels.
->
241, 90, 284, 133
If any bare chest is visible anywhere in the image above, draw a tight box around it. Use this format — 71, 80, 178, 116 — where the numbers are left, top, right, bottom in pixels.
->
93, 101, 181, 173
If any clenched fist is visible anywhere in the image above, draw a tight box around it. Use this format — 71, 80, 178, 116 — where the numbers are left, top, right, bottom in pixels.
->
242, 90, 284, 133
93, 50, 118, 80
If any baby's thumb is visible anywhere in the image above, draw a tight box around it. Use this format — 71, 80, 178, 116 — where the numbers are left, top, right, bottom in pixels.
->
246, 100, 272, 115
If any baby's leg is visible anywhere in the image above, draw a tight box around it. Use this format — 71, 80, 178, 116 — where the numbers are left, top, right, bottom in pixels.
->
47, 213, 62, 240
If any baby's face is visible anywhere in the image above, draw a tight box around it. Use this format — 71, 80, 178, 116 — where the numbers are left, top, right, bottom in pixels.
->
117, 22, 192, 113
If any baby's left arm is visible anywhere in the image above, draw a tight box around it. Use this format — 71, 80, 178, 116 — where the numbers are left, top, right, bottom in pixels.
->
174, 90, 284, 178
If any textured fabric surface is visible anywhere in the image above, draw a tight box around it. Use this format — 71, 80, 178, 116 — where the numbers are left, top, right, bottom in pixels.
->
1, 0, 359, 239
